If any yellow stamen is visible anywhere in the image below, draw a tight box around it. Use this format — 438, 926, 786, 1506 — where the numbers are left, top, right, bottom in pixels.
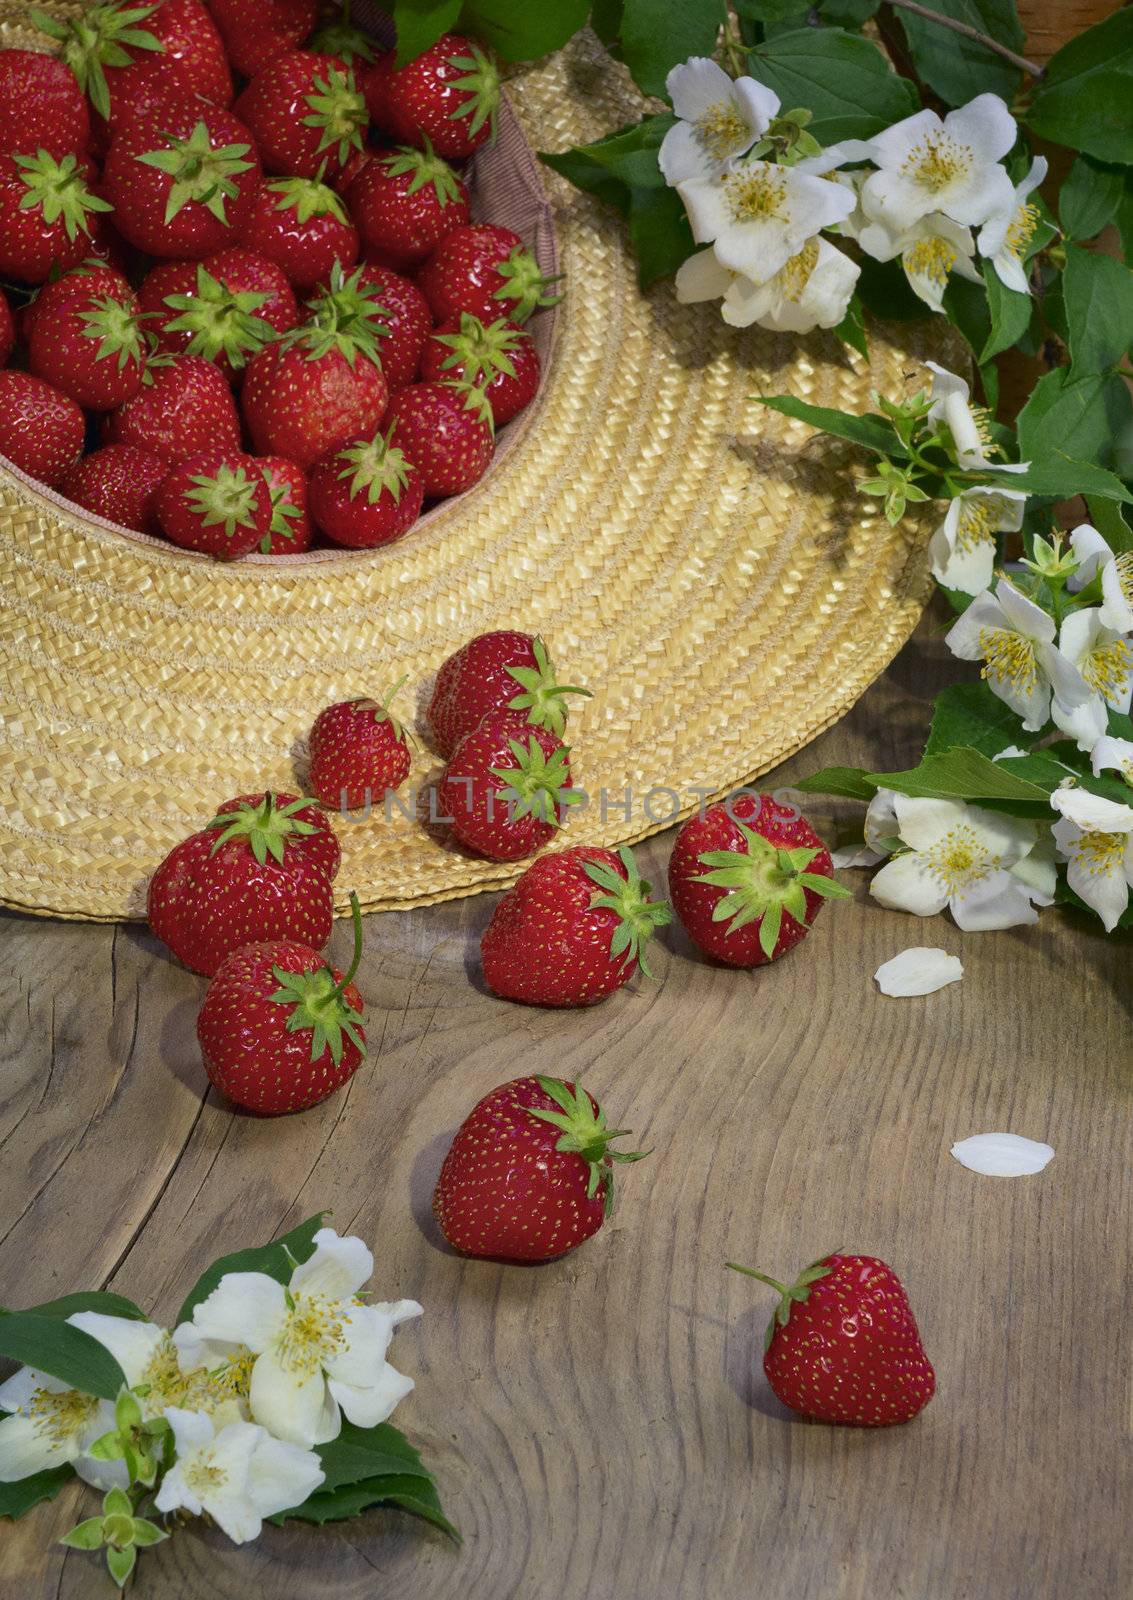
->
904, 235, 957, 291
1114, 551, 1133, 603
695, 101, 749, 160
1074, 831, 1126, 875
978, 626, 1038, 694
28, 1387, 98, 1445
902, 133, 971, 194
954, 494, 1013, 554
184, 1451, 228, 1496
724, 164, 788, 223
778, 238, 818, 302
1004, 201, 1038, 261
1081, 637, 1133, 701
276, 1295, 347, 1378
923, 824, 996, 894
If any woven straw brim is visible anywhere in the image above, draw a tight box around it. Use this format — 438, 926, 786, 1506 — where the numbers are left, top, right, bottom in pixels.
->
0, 21, 945, 922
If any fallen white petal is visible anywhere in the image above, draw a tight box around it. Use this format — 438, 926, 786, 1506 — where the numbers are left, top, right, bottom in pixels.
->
874, 947, 963, 996
831, 843, 883, 869
950, 1132, 1054, 1177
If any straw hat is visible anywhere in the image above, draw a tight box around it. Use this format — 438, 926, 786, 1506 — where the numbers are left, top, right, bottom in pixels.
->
0, 9, 942, 921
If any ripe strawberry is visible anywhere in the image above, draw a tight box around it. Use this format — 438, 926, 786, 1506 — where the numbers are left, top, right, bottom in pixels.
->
27, 270, 146, 409
0, 50, 90, 157
482, 845, 670, 1008
60, 443, 167, 534
197, 893, 366, 1116
257, 455, 312, 554
331, 144, 375, 195
239, 177, 359, 292
728, 1253, 936, 1426
308, 682, 414, 810
0, 371, 85, 486
242, 271, 389, 468
93, 59, 207, 157
102, 99, 260, 258
0, 291, 13, 368
155, 445, 273, 559
235, 50, 367, 184
386, 379, 493, 498
668, 794, 850, 966
207, 0, 318, 79
433, 1074, 647, 1261
346, 141, 470, 272
349, 263, 430, 392
308, 427, 423, 549
147, 789, 340, 975
139, 258, 283, 378
364, 35, 498, 160
307, 16, 376, 71
0, 150, 113, 283
418, 224, 560, 326
428, 632, 589, 759
105, 352, 241, 463
420, 314, 540, 426
439, 708, 580, 861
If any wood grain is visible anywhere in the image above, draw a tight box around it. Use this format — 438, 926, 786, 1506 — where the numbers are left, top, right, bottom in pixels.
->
1, 617, 1130, 1599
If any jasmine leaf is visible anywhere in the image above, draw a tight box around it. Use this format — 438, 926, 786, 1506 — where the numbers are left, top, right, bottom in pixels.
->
175, 1213, 326, 1325
1, 1291, 147, 1321
979, 262, 1032, 363
923, 682, 1031, 759
1025, 9, 1133, 162
1000, 453, 1133, 505
310, 1420, 435, 1494
856, 256, 926, 322
272, 1471, 459, 1539
1084, 495, 1133, 554
1059, 155, 1128, 242
1015, 368, 1133, 480
747, 29, 919, 143
627, 185, 697, 286
391, 0, 461, 63
833, 292, 868, 359
619, 0, 727, 99
870, 747, 1052, 803
754, 394, 906, 456
460, 0, 588, 61
0, 1314, 125, 1400
893, 0, 1026, 105
1062, 244, 1133, 377
794, 765, 877, 801
0, 1464, 74, 1520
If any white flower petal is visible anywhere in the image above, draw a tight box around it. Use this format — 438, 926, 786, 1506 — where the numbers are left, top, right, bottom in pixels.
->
246, 1434, 324, 1520
949, 869, 1041, 930
930, 520, 995, 594
290, 1230, 373, 1302
995, 577, 1055, 642
327, 1364, 415, 1429
674, 246, 734, 303
732, 76, 780, 136
0, 1367, 42, 1413
890, 793, 970, 850
192, 1272, 287, 1353
0, 1411, 71, 1480
874, 947, 963, 996
66, 1314, 165, 1386
163, 1405, 216, 1460
1050, 785, 1133, 832
991, 250, 1031, 294
830, 842, 884, 869
1091, 735, 1133, 779
371, 1299, 424, 1329
1050, 690, 1109, 752
950, 1132, 1054, 1177
869, 852, 950, 917
249, 1351, 339, 1448
945, 94, 1018, 164
323, 1303, 393, 1387
666, 56, 736, 122
1068, 523, 1111, 587
1064, 839, 1130, 930
1100, 558, 1133, 632
864, 787, 902, 855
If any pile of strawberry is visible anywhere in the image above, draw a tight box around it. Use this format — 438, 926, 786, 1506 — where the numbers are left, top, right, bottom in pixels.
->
0, 0, 557, 556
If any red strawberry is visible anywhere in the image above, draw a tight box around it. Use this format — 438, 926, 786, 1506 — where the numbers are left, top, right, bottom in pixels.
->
349, 263, 430, 392
308, 683, 414, 810
94, 60, 209, 156
668, 794, 850, 966
105, 352, 240, 463
433, 1074, 647, 1261
60, 443, 167, 534
0, 370, 85, 487
418, 224, 560, 326
346, 141, 470, 273
331, 144, 375, 195
197, 893, 366, 1116
420, 314, 540, 426
235, 50, 367, 184
22, 261, 130, 343
27, 270, 146, 409
728, 1253, 936, 1426
439, 708, 580, 861
207, 0, 318, 79
364, 35, 498, 160
102, 99, 260, 258
241, 271, 389, 469
155, 445, 273, 559
385, 379, 493, 498
481, 845, 670, 1008
138, 258, 285, 378
147, 789, 340, 975
0, 150, 113, 284
239, 177, 359, 292
0, 50, 90, 157
307, 17, 376, 71
0, 290, 13, 368
256, 455, 312, 554
428, 631, 589, 760
308, 426, 423, 549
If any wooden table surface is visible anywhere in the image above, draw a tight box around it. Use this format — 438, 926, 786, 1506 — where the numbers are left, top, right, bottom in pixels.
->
1, 618, 1129, 1600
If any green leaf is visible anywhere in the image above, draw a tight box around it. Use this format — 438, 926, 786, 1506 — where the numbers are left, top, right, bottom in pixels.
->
735, 0, 808, 20
1084, 494, 1133, 553
856, 256, 928, 322
391, 0, 462, 63
1059, 155, 1128, 241
794, 765, 878, 801
893, 0, 1026, 105
459, 0, 589, 61
754, 394, 906, 456
0, 1314, 125, 1401
747, 29, 919, 143
818, 0, 878, 23
1015, 367, 1133, 480
175, 1213, 325, 1326
941, 273, 991, 365
1062, 244, 1133, 376
311, 1420, 436, 1495
591, 0, 623, 44
923, 682, 1030, 758
627, 184, 697, 286
833, 292, 868, 359
999, 453, 1133, 505
273, 1472, 459, 1539
869, 746, 1052, 803
979, 261, 1032, 363
619, 0, 727, 98
1025, 9, 1133, 163
2, 1292, 147, 1323
544, 116, 673, 190
0, 1464, 74, 1521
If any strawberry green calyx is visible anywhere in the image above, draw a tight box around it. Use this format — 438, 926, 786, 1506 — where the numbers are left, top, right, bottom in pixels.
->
268, 891, 366, 1065
308, 18, 376, 65
301, 66, 368, 168
445, 376, 496, 437
14, 150, 113, 242
528, 1076, 648, 1211
266, 175, 349, 226
260, 472, 302, 552
382, 138, 465, 208
207, 793, 321, 865
185, 463, 262, 539
583, 846, 672, 979
493, 245, 562, 323
352, 677, 416, 747
136, 123, 255, 227
162, 266, 273, 369
30, 3, 163, 120
504, 636, 590, 739
434, 313, 523, 385
694, 822, 851, 958
489, 737, 583, 828
727, 1255, 837, 1352
447, 43, 500, 143
289, 264, 388, 369
80, 296, 146, 368
336, 427, 413, 505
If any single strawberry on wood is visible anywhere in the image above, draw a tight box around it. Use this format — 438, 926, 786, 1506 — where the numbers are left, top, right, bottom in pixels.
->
433, 1074, 648, 1262
727, 1253, 936, 1426
105, 353, 241, 463
364, 34, 499, 161
385, 379, 494, 498
60, 443, 167, 534
0, 370, 85, 487
427, 631, 589, 759
155, 446, 273, 559
439, 708, 581, 861
307, 426, 423, 549
308, 681, 415, 811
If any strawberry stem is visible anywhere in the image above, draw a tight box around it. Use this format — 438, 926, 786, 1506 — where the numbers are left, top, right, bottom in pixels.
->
727, 1254, 839, 1352
528, 1076, 648, 1215
328, 891, 364, 999
504, 637, 591, 739
694, 821, 851, 959
206, 792, 320, 866
268, 891, 366, 1066
582, 846, 671, 979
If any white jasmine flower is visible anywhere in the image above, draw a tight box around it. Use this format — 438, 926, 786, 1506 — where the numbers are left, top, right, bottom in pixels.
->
675, 237, 858, 332
977, 155, 1048, 294
924, 361, 1027, 473
860, 95, 1017, 234
1091, 734, 1133, 783
69, 1311, 253, 1427
1051, 607, 1133, 751
190, 1228, 421, 1448
869, 794, 1047, 930
677, 158, 855, 283
929, 483, 1027, 594
1067, 524, 1133, 632
659, 58, 780, 184
857, 212, 981, 313
945, 577, 1092, 729
0, 1366, 116, 1488
154, 1408, 323, 1545
1050, 784, 1133, 930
